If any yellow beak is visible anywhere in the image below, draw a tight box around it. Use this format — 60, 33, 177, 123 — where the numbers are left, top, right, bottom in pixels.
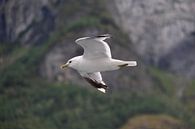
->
60, 63, 69, 69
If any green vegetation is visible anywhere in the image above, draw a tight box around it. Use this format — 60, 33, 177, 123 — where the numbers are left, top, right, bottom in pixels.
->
120, 114, 184, 129
66, 16, 101, 32
183, 80, 195, 99
149, 67, 176, 96
183, 80, 195, 114
0, 79, 192, 129
0, 43, 194, 129
1, 36, 194, 129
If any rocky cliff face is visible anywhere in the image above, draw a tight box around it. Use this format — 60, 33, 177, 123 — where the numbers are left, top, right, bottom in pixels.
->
110, 0, 195, 77
0, 0, 55, 44
159, 32, 195, 78
108, 0, 195, 78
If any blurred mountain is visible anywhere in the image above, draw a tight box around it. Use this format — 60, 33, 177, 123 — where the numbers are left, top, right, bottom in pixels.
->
0, 0, 194, 107
0, 0, 195, 129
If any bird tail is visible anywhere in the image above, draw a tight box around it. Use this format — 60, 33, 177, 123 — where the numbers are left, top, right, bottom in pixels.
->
118, 61, 137, 68
127, 61, 137, 67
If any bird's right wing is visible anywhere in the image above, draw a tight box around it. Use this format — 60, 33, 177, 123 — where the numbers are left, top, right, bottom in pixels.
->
75, 34, 112, 60
80, 72, 108, 93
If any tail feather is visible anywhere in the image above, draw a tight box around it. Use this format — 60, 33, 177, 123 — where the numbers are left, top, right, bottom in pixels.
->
118, 61, 137, 68
127, 61, 137, 66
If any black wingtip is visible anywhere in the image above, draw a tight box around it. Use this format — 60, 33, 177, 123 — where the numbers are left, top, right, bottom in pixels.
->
84, 34, 111, 40
84, 77, 108, 90
96, 34, 111, 38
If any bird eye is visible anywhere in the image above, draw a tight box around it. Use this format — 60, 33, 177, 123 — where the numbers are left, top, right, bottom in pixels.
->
69, 61, 72, 63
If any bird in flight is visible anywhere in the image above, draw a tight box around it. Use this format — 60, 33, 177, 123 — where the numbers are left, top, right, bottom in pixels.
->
60, 34, 137, 93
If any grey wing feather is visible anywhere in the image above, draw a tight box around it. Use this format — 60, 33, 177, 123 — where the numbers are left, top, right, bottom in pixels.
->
75, 35, 111, 59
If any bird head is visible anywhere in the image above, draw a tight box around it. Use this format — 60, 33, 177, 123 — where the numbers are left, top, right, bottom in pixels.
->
60, 56, 80, 70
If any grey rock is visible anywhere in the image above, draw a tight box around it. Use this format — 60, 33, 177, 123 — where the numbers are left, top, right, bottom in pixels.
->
108, 0, 195, 78
0, 0, 7, 42
159, 32, 195, 78
0, 0, 55, 44
109, 0, 195, 63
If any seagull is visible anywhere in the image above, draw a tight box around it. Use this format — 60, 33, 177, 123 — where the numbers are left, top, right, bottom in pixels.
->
60, 34, 137, 93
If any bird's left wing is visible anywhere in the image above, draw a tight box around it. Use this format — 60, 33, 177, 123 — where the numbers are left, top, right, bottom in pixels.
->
80, 72, 108, 93
75, 34, 111, 60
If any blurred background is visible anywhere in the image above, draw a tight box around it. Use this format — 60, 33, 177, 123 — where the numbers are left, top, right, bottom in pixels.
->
0, 0, 195, 129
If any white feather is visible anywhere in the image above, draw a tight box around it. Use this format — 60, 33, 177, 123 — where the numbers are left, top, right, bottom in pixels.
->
97, 88, 106, 93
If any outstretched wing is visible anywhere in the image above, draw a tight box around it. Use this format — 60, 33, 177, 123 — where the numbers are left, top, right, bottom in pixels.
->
75, 34, 112, 59
80, 72, 108, 93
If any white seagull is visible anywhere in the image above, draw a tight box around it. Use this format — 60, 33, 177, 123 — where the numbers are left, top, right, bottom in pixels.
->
60, 34, 137, 93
